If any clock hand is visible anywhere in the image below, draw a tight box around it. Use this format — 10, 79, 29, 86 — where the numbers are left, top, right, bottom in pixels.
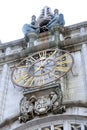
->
34, 65, 43, 73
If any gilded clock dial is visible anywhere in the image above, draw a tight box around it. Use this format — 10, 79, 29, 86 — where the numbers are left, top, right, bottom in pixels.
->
11, 48, 74, 88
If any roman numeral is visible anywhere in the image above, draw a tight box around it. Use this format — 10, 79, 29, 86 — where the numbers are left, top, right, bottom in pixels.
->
37, 76, 44, 86
57, 59, 72, 65
26, 56, 36, 64
55, 66, 69, 72
23, 77, 34, 87
14, 73, 29, 83
48, 49, 57, 58
56, 53, 67, 61
39, 50, 46, 59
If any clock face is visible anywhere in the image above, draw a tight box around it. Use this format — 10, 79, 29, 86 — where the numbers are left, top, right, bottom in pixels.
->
11, 48, 74, 88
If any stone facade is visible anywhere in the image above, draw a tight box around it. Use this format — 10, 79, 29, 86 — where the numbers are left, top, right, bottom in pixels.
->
0, 10, 87, 130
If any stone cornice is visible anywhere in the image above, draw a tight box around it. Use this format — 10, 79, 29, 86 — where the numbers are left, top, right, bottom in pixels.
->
66, 21, 87, 31
0, 21, 87, 50
0, 34, 87, 65
0, 38, 26, 50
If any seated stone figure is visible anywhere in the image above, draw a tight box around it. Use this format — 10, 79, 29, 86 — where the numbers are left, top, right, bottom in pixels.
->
46, 9, 65, 30
22, 15, 38, 35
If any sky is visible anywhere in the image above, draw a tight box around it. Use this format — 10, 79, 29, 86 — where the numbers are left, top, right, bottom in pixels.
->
0, 0, 87, 43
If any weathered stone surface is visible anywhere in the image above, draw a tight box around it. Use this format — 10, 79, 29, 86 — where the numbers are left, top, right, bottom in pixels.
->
0, 19, 87, 130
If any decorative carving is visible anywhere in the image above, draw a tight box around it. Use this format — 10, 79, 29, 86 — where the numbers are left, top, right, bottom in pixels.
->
71, 124, 81, 130
19, 85, 65, 123
22, 7, 65, 35
34, 96, 50, 115
37, 6, 53, 33
22, 15, 39, 36
46, 9, 65, 30
19, 96, 36, 123
54, 125, 63, 130
49, 85, 65, 114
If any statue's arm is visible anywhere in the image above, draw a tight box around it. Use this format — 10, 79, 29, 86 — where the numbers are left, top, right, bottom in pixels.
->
46, 17, 56, 27
30, 24, 38, 29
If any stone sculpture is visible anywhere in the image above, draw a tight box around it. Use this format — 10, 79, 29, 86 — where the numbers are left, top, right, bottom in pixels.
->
22, 15, 39, 35
49, 85, 65, 114
46, 9, 65, 30
34, 96, 50, 115
19, 86, 65, 123
19, 96, 35, 122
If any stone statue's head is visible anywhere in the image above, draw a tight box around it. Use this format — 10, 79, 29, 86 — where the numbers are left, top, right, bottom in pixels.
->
31, 15, 36, 25
54, 9, 59, 15
49, 91, 55, 98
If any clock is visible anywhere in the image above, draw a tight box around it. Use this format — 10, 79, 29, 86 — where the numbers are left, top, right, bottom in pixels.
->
11, 48, 74, 88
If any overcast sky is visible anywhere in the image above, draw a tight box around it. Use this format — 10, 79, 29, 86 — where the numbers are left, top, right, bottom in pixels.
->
0, 0, 87, 43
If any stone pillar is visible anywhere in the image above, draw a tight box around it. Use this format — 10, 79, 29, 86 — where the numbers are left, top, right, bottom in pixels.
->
63, 121, 70, 130
51, 25, 65, 48
51, 125, 54, 130
81, 124, 85, 130
5, 47, 11, 55
51, 26, 60, 47
81, 44, 87, 86
54, 30, 60, 45
27, 32, 37, 48
0, 47, 11, 122
60, 33, 64, 41
80, 27, 85, 36
0, 64, 10, 122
